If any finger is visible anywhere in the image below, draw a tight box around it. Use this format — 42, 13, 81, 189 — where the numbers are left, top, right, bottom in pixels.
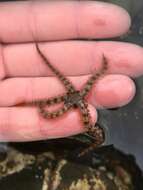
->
0, 74, 135, 108
1, 41, 143, 80
89, 74, 136, 108
0, 1, 130, 42
0, 104, 97, 142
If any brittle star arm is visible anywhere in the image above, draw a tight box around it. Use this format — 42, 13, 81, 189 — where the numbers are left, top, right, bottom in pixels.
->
16, 93, 73, 119
78, 100, 105, 157
78, 100, 91, 129
39, 103, 72, 119
35, 43, 76, 93
80, 55, 108, 97
15, 94, 66, 107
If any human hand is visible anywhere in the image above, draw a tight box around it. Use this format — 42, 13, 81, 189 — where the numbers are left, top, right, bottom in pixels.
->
0, 1, 143, 142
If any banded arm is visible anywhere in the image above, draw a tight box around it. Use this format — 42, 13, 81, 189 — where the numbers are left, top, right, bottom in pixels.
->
80, 55, 108, 97
38, 103, 72, 119
36, 43, 76, 93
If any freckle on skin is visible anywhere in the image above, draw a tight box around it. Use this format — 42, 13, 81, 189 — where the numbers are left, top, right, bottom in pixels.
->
93, 18, 106, 26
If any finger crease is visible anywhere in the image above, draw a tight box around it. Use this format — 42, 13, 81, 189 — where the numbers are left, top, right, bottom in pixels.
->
0, 44, 8, 80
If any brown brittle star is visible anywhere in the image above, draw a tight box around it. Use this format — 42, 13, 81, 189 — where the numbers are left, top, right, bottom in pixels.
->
21, 43, 108, 156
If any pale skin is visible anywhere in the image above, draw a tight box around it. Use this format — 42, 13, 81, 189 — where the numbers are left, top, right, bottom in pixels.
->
0, 1, 143, 142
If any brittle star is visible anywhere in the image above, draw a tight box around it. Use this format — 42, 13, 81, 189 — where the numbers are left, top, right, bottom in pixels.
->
20, 43, 108, 156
